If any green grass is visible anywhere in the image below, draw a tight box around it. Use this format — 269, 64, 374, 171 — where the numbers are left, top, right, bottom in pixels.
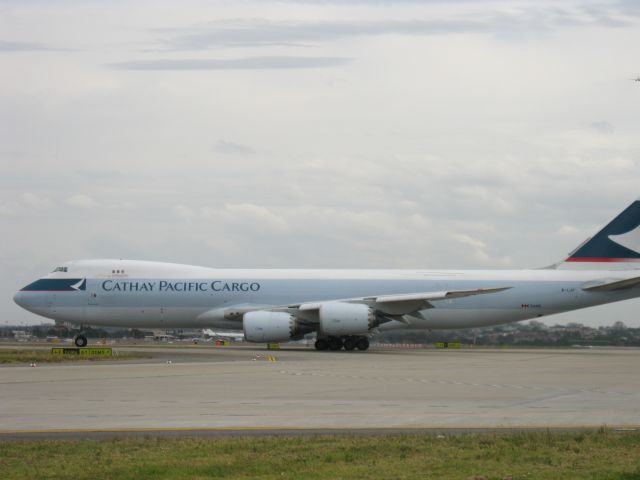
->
1, 430, 639, 479
0, 349, 148, 364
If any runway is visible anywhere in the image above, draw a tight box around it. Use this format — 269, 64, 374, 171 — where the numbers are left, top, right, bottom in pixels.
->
1, 345, 639, 436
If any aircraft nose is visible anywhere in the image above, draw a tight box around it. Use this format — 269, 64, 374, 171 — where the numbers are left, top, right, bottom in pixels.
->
13, 286, 49, 315
13, 291, 26, 308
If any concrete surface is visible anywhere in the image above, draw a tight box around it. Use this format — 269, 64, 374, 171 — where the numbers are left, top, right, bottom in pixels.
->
1, 346, 639, 433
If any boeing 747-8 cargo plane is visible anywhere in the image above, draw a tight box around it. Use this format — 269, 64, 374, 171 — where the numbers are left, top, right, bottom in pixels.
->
13, 200, 640, 351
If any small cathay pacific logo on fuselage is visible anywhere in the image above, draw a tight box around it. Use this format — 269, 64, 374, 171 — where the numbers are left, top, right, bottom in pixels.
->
70, 278, 87, 291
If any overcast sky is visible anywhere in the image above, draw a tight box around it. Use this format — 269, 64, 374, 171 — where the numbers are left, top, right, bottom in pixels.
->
1, 0, 639, 327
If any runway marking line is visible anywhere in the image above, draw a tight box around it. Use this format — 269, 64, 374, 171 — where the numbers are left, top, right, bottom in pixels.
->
1, 425, 639, 435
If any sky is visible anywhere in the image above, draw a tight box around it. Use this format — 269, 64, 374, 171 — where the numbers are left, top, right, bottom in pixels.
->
1, 0, 639, 327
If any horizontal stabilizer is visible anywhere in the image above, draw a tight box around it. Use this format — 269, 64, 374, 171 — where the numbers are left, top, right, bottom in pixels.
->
582, 276, 640, 292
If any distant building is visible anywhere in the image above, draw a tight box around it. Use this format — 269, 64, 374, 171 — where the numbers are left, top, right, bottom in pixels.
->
12, 330, 33, 341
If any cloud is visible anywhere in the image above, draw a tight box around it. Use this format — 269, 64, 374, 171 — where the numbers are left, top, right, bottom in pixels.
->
213, 140, 255, 155
20, 192, 54, 209
171, 204, 197, 222
616, 0, 640, 16
589, 121, 615, 134
155, 8, 638, 50
451, 186, 516, 215
452, 233, 490, 262
0, 41, 58, 52
0, 201, 19, 217
172, 203, 290, 235
218, 203, 290, 234
452, 233, 513, 265
65, 194, 99, 209
111, 56, 352, 71
557, 225, 580, 236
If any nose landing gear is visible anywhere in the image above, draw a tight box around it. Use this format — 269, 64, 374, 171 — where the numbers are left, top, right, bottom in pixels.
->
74, 334, 88, 347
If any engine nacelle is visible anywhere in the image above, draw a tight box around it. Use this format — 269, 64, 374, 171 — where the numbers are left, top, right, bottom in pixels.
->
319, 302, 377, 336
243, 311, 299, 343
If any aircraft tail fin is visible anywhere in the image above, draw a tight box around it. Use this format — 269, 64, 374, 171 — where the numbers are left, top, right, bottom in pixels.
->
557, 199, 640, 270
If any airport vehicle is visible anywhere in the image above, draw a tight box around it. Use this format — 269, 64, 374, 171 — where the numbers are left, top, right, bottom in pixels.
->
13, 199, 640, 351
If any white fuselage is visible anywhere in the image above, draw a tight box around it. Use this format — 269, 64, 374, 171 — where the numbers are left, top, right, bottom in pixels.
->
13, 259, 640, 333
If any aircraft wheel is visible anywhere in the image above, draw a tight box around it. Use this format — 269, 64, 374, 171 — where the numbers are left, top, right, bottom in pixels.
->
314, 338, 329, 351
74, 334, 88, 347
343, 336, 357, 351
356, 337, 369, 351
328, 336, 343, 351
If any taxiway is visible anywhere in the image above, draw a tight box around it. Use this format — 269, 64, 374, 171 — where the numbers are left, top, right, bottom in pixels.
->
1, 345, 639, 435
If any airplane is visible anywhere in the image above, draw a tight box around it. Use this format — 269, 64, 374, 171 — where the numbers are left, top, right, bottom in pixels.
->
202, 328, 245, 342
631, 77, 640, 82
13, 199, 640, 352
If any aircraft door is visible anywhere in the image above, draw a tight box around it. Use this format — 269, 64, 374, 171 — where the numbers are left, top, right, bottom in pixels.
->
88, 290, 99, 306
47, 292, 57, 314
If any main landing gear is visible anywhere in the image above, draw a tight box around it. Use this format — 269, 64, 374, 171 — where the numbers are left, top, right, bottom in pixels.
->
314, 336, 369, 351
74, 334, 88, 347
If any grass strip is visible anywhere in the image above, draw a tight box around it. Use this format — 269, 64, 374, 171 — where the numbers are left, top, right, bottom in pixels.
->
0, 349, 148, 364
1, 430, 639, 479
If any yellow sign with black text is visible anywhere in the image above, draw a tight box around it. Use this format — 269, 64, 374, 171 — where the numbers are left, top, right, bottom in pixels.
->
51, 347, 113, 357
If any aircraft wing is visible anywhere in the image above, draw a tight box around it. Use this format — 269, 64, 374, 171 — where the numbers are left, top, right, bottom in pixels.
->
291, 286, 510, 316
582, 276, 640, 292
217, 286, 511, 321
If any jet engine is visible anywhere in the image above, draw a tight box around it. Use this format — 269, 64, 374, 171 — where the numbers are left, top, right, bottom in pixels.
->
243, 311, 302, 343
319, 302, 377, 336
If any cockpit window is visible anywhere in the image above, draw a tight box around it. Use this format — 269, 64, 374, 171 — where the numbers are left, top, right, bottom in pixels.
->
52, 266, 68, 273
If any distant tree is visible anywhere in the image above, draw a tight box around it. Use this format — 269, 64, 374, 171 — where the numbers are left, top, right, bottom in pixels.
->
130, 329, 146, 339
528, 320, 547, 331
